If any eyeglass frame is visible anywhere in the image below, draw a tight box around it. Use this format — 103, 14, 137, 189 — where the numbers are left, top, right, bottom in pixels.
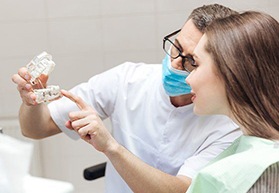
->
163, 29, 196, 73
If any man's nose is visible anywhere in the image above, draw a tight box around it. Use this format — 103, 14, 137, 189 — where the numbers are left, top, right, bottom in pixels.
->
171, 57, 184, 70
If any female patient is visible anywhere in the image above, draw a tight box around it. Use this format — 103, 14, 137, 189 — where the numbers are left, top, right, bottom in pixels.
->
185, 11, 279, 193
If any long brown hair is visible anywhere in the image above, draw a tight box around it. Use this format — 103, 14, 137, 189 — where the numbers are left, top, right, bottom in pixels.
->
205, 11, 279, 139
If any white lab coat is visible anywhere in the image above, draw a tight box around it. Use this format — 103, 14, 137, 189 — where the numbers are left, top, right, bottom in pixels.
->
49, 62, 242, 193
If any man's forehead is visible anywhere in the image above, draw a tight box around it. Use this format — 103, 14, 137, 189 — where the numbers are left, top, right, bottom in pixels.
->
177, 19, 203, 55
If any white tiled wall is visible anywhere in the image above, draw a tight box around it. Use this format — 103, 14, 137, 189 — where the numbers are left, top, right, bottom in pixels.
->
1, 1, 278, 193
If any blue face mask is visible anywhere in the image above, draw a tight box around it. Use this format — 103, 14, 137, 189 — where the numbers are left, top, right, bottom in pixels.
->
162, 54, 192, 96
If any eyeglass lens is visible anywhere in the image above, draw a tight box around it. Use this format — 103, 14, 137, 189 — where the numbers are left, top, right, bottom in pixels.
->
163, 30, 196, 72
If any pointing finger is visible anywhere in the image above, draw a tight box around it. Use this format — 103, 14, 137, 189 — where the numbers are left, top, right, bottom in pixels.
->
61, 89, 88, 110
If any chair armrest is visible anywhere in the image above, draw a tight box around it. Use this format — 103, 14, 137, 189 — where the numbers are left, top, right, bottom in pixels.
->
83, 162, 107, 181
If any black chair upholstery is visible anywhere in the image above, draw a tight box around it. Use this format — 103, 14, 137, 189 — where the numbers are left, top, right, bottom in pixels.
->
83, 162, 107, 180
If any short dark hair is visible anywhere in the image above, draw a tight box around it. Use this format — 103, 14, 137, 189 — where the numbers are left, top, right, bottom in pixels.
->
188, 4, 238, 32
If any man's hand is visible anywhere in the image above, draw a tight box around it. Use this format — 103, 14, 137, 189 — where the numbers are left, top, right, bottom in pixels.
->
11, 67, 48, 106
61, 89, 117, 153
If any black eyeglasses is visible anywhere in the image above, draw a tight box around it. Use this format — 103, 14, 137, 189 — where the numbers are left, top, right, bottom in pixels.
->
163, 29, 196, 72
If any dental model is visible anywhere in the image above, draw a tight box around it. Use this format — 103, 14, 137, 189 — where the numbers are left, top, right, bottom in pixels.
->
26, 52, 55, 85
33, 85, 61, 103
26, 52, 62, 103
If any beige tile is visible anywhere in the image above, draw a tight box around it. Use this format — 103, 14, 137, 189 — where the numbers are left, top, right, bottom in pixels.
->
101, 0, 155, 15
46, 0, 102, 18
48, 19, 102, 55
103, 15, 157, 51
0, 22, 48, 58
0, 0, 46, 21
